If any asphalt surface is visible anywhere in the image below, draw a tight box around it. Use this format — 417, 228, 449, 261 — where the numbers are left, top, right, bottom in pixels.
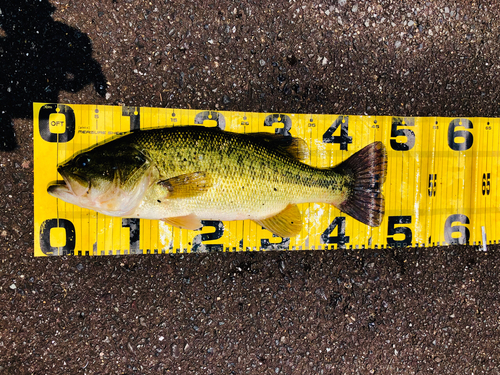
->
1, 0, 500, 374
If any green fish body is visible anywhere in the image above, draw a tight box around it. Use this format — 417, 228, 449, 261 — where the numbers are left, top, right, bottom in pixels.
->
48, 126, 387, 237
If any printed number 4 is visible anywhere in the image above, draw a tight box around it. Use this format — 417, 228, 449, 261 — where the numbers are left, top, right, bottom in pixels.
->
321, 217, 350, 248
322, 116, 352, 150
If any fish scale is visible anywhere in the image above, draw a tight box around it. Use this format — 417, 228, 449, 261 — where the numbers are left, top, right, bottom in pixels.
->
134, 127, 343, 216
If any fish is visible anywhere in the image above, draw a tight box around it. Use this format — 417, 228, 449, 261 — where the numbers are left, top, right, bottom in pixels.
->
48, 126, 387, 237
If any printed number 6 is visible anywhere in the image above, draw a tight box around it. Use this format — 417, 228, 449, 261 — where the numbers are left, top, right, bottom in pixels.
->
447, 119, 473, 151
444, 214, 470, 245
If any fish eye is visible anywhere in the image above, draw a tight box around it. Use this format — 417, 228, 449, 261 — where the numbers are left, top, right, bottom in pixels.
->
76, 155, 91, 168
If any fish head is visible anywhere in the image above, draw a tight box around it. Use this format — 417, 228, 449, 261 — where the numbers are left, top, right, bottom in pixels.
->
48, 141, 153, 216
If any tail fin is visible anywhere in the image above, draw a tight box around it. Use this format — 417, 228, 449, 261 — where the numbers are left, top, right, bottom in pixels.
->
333, 142, 387, 227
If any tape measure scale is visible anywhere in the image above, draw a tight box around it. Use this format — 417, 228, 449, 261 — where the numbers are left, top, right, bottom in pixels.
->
33, 103, 498, 256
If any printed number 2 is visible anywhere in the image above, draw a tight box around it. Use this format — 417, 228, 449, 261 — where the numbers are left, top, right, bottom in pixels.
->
322, 116, 352, 150
390, 117, 415, 151
387, 216, 412, 247
192, 221, 224, 252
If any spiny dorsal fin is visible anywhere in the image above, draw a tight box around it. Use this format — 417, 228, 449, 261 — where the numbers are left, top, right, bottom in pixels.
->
158, 171, 212, 199
253, 204, 303, 238
245, 132, 309, 161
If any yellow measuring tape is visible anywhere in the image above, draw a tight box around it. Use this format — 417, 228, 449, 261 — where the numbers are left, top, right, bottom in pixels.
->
33, 103, 498, 256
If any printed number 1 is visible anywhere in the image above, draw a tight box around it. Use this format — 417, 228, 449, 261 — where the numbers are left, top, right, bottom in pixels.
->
122, 218, 140, 254
122, 106, 140, 131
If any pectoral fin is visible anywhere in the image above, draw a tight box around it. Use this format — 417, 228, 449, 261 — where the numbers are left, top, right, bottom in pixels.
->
158, 172, 212, 199
254, 204, 302, 238
162, 213, 203, 230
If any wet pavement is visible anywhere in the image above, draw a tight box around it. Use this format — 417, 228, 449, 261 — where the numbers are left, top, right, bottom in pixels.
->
1, 0, 500, 373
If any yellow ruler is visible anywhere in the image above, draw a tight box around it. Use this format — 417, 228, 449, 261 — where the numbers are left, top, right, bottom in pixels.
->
33, 103, 499, 256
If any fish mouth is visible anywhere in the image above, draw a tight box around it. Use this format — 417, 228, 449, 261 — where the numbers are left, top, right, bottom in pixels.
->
47, 180, 71, 196
47, 168, 90, 198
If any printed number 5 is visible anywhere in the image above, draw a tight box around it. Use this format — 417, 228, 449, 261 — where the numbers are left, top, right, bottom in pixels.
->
390, 117, 415, 151
387, 216, 412, 248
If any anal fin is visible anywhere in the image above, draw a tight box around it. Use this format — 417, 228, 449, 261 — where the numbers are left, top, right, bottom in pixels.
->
253, 204, 302, 238
162, 214, 203, 231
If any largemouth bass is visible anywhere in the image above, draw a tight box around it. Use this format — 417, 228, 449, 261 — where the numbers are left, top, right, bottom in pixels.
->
48, 126, 387, 237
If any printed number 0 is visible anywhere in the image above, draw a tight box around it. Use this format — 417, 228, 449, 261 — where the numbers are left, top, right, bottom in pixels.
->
38, 104, 76, 143
39, 219, 76, 256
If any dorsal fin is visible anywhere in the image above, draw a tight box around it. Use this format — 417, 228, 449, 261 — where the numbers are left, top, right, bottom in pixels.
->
245, 132, 309, 161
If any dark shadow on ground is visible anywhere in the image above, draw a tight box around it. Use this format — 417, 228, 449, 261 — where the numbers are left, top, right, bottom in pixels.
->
0, 0, 106, 151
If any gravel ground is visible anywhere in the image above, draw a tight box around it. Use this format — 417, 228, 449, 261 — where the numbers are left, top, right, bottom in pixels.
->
1, 0, 500, 374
